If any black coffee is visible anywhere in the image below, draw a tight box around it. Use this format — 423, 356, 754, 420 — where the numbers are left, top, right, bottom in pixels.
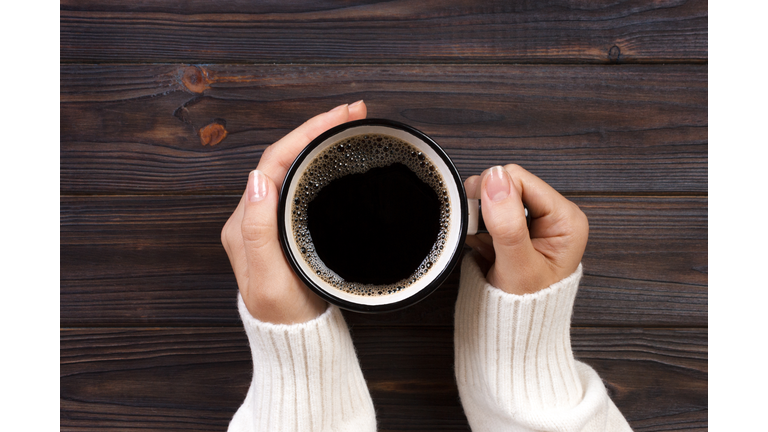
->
291, 133, 451, 296
308, 163, 441, 285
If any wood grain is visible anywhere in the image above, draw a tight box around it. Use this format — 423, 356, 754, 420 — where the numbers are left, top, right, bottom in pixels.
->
60, 0, 707, 64
60, 195, 706, 327
60, 1, 708, 429
60, 327, 707, 431
61, 64, 707, 195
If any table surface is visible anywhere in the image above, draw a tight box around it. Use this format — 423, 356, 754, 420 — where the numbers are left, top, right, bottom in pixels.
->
60, 1, 708, 430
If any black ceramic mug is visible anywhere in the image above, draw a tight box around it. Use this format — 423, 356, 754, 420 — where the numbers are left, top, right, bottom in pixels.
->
278, 119, 509, 313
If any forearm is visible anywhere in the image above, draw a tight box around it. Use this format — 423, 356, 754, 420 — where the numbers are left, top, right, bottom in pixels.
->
229, 294, 376, 432
455, 253, 631, 432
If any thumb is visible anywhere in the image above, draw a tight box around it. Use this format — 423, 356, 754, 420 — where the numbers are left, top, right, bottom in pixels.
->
241, 169, 283, 283
240, 169, 326, 323
480, 166, 537, 269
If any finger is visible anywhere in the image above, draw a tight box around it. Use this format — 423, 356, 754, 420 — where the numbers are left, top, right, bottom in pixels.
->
501, 164, 572, 235
473, 232, 494, 249
221, 195, 249, 291
465, 175, 495, 257
480, 166, 538, 271
221, 195, 244, 258
464, 175, 481, 199
240, 169, 283, 294
465, 235, 495, 262
505, 165, 589, 270
348, 99, 367, 121
257, 101, 368, 183
239, 169, 328, 323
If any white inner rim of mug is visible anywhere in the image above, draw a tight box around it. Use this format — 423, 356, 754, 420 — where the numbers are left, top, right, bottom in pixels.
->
284, 125, 464, 306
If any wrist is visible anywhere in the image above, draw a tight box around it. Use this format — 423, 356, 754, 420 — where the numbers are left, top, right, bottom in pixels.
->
241, 283, 328, 325
485, 265, 563, 296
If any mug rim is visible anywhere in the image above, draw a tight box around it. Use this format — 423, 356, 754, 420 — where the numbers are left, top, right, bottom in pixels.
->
277, 118, 468, 313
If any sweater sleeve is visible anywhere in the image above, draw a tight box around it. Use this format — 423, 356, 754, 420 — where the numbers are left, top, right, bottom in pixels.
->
228, 293, 377, 432
454, 253, 632, 432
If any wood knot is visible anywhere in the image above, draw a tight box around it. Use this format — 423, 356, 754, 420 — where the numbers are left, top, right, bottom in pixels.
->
608, 45, 621, 63
182, 66, 209, 93
199, 120, 227, 146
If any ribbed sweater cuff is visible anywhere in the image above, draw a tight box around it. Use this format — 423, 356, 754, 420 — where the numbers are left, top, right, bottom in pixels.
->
229, 294, 376, 432
455, 253, 585, 414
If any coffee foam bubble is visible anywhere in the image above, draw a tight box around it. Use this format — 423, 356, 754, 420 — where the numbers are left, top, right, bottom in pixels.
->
291, 133, 451, 297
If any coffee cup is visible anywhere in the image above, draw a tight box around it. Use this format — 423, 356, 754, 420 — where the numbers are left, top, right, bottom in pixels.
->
278, 119, 523, 313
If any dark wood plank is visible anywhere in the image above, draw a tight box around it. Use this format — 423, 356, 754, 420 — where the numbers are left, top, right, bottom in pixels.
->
60, 195, 706, 327
60, 328, 249, 431
60, 327, 707, 431
60, 0, 707, 64
61, 64, 707, 194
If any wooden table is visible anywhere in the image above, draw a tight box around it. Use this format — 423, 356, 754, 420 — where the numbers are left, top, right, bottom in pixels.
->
61, 1, 708, 430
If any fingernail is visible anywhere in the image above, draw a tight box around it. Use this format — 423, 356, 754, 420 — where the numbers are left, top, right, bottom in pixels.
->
329, 103, 348, 113
349, 99, 364, 108
248, 170, 268, 202
486, 166, 510, 202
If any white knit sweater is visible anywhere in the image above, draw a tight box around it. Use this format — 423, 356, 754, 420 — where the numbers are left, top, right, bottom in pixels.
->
229, 254, 632, 431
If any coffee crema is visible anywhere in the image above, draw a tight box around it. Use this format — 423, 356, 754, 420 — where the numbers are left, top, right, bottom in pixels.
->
291, 133, 451, 297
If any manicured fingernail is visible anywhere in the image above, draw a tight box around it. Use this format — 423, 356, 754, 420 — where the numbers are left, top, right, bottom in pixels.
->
329, 103, 348, 113
248, 170, 268, 202
486, 166, 510, 202
349, 99, 364, 108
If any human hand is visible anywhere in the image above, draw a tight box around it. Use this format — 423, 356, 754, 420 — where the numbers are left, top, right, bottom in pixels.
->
464, 165, 589, 295
221, 101, 368, 324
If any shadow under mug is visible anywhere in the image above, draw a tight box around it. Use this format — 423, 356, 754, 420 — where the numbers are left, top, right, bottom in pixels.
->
278, 119, 489, 313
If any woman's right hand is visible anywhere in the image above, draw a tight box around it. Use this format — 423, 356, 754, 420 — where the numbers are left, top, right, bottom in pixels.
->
221, 101, 368, 324
464, 165, 589, 295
